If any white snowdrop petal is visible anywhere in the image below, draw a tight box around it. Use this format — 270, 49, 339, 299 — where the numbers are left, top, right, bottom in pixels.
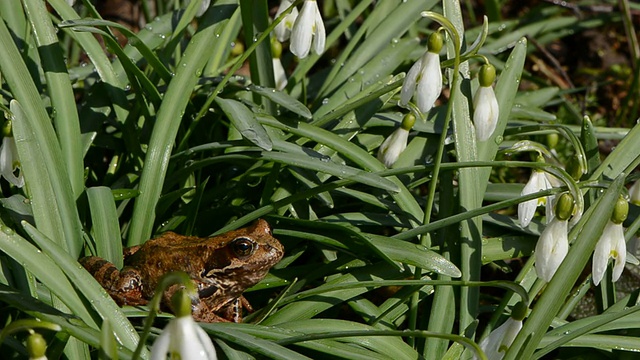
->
400, 57, 423, 106
473, 86, 499, 141
312, 8, 326, 55
415, 52, 441, 113
273, 58, 288, 90
377, 128, 409, 167
535, 218, 568, 282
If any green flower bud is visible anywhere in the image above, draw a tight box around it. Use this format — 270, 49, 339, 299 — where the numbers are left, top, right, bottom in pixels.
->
427, 32, 443, 54
171, 289, 192, 318
27, 332, 47, 359
231, 40, 244, 57
400, 113, 416, 131
271, 39, 283, 59
546, 133, 559, 149
611, 195, 628, 225
565, 156, 584, 181
555, 193, 575, 221
478, 63, 496, 87
2, 120, 12, 138
511, 301, 527, 321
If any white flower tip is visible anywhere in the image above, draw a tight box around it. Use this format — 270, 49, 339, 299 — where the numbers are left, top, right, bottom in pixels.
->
535, 219, 569, 282
473, 86, 499, 141
377, 128, 409, 167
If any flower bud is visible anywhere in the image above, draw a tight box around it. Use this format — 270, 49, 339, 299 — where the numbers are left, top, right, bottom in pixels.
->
511, 302, 527, 321
565, 156, 584, 181
27, 332, 47, 359
555, 193, 574, 221
171, 289, 192, 318
611, 195, 628, 225
271, 39, 283, 59
2, 120, 12, 138
400, 113, 416, 131
427, 32, 443, 54
478, 63, 496, 87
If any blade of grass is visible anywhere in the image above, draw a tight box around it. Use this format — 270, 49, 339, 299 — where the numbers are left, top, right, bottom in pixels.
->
0, 222, 98, 329
22, 221, 143, 356
22, 0, 84, 198
87, 186, 123, 268
240, 0, 274, 114
8, 98, 83, 257
128, 0, 238, 245
48, 0, 130, 124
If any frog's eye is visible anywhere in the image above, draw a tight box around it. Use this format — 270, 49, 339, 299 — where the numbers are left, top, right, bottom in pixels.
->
231, 237, 255, 257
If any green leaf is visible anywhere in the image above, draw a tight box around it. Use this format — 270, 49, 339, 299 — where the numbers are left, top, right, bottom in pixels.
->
9, 100, 83, 257
22, 222, 142, 356
87, 187, 123, 268
368, 235, 461, 277
249, 85, 312, 119
128, 0, 238, 246
215, 97, 274, 151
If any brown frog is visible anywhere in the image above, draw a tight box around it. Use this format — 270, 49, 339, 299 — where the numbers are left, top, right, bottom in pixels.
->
80, 219, 284, 322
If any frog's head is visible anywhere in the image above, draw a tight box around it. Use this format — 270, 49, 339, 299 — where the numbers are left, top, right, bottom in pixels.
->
198, 219, 283, 297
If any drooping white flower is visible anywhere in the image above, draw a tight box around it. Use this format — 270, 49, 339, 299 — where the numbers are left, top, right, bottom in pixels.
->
272, 40, 287, 90
592, 196, 628, 286
475, 302, 527, 360
377, 114, 415, 167
592, 220, 626, 286
273, 58, 288, 90
0, 135, 24, 188
477, 318, 522, 360
400, 32, 443, 114
473, 63, 499, 141
535, 217, 569, 282
274, 0, 299, 42
290, 0, 325, 58
518, 170, 553, 227
629, 180, 640, 206
150, 316, 217, 360
151, 290, 217, 360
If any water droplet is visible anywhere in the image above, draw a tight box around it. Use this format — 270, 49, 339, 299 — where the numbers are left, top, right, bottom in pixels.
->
321, 98, 329, 105
495, 136, 504, 144
424, 155, 434, 164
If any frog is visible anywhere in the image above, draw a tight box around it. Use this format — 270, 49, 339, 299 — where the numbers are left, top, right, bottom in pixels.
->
80, 219, 284, 323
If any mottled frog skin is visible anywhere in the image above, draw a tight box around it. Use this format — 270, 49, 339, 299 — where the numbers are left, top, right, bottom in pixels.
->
80, 219, 283, 322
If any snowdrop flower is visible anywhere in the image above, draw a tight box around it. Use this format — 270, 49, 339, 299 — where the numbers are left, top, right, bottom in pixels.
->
272, 40, 287, 90
476, 302, 527, 360
0, 119, 24, 188
377, 114, 415, 167
518, 169, 553, 227
629, 180, 640, 206
473, 63, 499, 141
290, 0, 325, 58
274, 0, 299, 42
535, 193, 574, 282
400, 32, 443, 114
592, 196, 628, 286
151, 290, 217, 360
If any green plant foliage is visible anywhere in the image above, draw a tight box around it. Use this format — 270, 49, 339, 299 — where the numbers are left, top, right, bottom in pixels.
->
0, 0, 639, 359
